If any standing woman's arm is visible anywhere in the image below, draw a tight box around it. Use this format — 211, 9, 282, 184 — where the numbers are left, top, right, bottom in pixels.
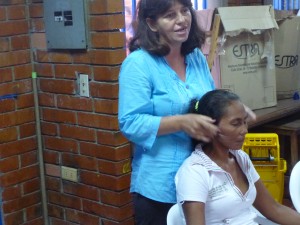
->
118, 54, 161, 150
118, 52, 219, 149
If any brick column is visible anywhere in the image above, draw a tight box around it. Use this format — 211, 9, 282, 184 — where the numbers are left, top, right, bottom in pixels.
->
31, 0, 134, 224
0, 1, 44, 225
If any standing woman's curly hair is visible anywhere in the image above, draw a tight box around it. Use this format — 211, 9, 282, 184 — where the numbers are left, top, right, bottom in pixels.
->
129, 0, 205, 56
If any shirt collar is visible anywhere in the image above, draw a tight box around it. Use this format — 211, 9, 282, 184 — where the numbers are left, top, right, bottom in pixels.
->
190, 144, 245, 172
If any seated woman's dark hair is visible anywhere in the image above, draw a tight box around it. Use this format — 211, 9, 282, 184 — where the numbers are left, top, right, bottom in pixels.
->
190, 89, 241, 147
129, 0, 205, 56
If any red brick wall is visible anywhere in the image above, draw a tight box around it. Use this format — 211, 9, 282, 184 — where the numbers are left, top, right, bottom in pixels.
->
1, 0, 134, 224
31, 0, 134, 224
0, 0, 44, 224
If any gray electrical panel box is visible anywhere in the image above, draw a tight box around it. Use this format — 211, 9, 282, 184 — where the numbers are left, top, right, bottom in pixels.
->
44, 0, 87, 49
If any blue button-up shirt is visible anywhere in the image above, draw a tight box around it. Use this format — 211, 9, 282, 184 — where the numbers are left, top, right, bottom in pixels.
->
118, 48, 215, 203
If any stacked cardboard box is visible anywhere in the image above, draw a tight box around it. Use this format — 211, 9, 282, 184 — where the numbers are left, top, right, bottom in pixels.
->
200, 6, 300, 108
274, 10, 300, 100
209, 6, 279, 110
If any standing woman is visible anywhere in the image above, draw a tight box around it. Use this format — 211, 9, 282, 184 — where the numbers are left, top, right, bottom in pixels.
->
118, 0, 219, 224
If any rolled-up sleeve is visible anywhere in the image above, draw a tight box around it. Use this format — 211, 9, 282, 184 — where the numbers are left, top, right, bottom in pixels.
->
118, 54, 161, 151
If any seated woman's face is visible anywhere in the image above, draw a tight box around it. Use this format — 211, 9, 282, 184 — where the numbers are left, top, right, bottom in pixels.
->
216, 100, 248, 150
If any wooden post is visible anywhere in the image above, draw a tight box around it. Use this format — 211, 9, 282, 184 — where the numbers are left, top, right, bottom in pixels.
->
207, 14, 221, 71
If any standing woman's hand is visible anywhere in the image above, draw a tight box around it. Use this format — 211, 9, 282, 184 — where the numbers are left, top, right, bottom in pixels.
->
159, 114, 219, 142
179, 114, 219, 142
244, 104, 257, 122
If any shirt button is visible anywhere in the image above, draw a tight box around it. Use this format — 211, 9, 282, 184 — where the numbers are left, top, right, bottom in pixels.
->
186, 85, 189, 89
223, 219, 230, 224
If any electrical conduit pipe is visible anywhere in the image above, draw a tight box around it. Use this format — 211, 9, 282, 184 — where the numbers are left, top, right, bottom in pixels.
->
32, 72, 49, 225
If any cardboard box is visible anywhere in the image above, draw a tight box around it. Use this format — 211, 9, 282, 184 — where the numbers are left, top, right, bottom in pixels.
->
217, 6, 279, 110
209, 6, 279, 110
274, 11, 300, 100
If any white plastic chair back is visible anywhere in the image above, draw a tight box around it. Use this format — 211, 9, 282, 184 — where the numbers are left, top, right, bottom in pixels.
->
289, 161, 300, 213
167, 204, 186, 225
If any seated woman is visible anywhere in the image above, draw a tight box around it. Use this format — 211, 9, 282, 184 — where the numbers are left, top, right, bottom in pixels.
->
175, 89, 300, 225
